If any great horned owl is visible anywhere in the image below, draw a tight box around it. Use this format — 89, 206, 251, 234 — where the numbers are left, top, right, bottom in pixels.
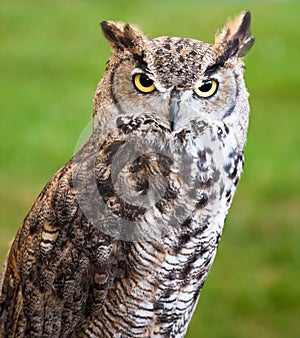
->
0, 11, 254, 337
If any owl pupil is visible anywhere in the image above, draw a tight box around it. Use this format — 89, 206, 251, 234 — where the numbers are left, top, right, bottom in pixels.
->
199, 81, 212, 92
140, 74, 153, 87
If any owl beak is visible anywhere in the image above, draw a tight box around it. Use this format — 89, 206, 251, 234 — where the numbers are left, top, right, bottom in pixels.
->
169, 96, 179, 132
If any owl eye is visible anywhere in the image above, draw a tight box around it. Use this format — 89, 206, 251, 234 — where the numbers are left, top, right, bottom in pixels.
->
133, 74, 156, 93
194, 79, 219, 98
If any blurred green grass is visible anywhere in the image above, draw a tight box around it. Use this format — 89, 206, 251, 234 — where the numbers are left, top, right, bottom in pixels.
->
0, 0, 299, 337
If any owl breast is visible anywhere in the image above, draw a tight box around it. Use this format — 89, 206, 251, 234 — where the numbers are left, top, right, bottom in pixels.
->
74, 114, 243, 337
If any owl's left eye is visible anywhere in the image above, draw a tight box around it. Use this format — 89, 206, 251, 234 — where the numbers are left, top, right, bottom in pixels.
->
194, 79, 219, 98
133, 74, 156, 94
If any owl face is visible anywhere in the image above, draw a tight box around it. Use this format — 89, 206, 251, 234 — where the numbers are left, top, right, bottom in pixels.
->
95, 13, 254, 148
110, 45, 242, 129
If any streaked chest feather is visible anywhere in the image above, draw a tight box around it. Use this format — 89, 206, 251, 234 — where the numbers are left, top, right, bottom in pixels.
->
76, 115, 243, 337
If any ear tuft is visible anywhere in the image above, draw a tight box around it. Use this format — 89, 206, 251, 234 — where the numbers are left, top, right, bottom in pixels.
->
214, 11, 254, 60
100, 21, 146, 55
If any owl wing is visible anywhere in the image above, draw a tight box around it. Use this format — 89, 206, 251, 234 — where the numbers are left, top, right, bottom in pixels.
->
0, 155, 114, 337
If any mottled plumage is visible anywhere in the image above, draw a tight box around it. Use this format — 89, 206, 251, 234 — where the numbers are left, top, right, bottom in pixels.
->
0, 12, 254, 337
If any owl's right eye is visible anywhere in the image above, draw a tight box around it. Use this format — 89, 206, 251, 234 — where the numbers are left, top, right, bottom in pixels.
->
133, 74, 156, 94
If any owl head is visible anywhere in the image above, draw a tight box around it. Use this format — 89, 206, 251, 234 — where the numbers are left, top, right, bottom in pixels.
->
93, 12, 254, 150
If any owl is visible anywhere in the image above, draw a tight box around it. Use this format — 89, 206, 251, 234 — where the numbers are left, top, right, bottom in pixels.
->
0, 11, 254, 337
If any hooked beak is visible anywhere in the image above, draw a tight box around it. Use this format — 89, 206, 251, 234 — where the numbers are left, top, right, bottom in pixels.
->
169, 95, 180, 132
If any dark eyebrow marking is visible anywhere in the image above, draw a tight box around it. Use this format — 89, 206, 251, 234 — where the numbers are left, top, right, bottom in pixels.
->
204, 39, 240, 76
133, 52, 149, 71
204, 62, 224, 76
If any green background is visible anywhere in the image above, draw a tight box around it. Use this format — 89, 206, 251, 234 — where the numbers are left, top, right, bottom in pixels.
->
0, 1, 299, 337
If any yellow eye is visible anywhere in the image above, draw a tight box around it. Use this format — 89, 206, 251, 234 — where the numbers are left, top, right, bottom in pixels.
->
133, 74, 156, 93
194, 79, 219, 98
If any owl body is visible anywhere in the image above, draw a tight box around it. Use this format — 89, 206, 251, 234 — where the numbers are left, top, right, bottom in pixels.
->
70, 116, 242, 337
0, 12, 253, 337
